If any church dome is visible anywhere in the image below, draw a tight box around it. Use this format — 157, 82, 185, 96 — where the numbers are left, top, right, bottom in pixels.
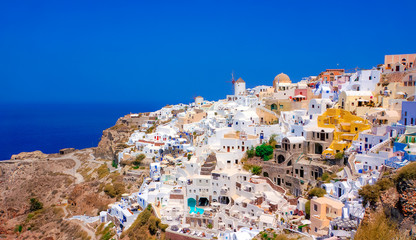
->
274, 73, 291, 84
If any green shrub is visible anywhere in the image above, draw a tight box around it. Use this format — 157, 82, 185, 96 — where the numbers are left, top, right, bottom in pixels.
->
268, 134, 278, 147
148, 216, 160, 235
355, 211, 400, 240
133, 154, 146, 166
334, 152, 344, 160
359, 184, 381, 207
111, 160, 117, 168
377, 178, 394, 191
29, 198, 43, 212
246, 147, 255, 158
305, 200, 311, 218
96, 164, 110, 179
395, 162, 416, 182
14, 225, 22, 233
255, 144, 274, 160
251, 165, 262, 175
103, 182, 125, 199
308, 187, 326, 198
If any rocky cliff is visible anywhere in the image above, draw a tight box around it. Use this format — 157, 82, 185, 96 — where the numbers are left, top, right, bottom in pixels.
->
355, 163, 416, 239
94, 114, 147, 160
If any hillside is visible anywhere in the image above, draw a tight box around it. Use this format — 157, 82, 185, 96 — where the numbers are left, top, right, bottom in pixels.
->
355, 162, 416, 240
0, 147, 146, 239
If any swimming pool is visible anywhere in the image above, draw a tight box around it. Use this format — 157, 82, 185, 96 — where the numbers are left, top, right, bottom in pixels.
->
189, 206, 204, 214
188, 198, 204, 214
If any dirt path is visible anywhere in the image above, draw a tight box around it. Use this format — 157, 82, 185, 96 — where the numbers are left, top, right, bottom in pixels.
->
62, 204, 97, 240
1, 150, 89, 184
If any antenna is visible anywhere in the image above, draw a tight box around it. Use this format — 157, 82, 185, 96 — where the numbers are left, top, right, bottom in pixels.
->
226, 70, 236, 94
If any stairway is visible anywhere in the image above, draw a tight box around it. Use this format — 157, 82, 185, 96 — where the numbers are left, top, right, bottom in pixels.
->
200, 153, 217, 175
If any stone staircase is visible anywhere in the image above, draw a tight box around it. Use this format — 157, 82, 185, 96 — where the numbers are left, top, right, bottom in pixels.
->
200, 153, 217, 175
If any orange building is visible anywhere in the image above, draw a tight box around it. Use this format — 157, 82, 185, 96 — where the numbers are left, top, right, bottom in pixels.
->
318, 69, 345, 83
310, 197, 344, 236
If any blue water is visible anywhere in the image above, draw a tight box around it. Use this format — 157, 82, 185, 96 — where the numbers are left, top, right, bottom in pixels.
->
189, 207, 204, 215
187, 197, 204, 214
0, 103, 163, 160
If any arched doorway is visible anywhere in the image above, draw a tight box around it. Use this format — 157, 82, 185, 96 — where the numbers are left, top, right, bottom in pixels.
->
263, 172, 269, 178
198, 197, 209, 206
271, 104, 277, 110
277, 155, 285, 164
315, 143, 323, 154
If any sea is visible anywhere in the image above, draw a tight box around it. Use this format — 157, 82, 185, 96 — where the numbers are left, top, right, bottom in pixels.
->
0, 103, 164, 160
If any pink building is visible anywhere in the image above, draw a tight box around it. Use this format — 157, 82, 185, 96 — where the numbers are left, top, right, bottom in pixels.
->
294, 89, 308, 99
384, 53, 416, 72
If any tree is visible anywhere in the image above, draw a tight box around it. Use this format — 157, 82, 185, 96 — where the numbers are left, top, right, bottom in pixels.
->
246, 147, 255, 158
308, 188, 326, 198
251, 165, 262, 175
268, 134, 278, 147
29, 198, 43, 212
255, 144, 274, 160
334, 152, 344, 160
305, 200, 311, 219
358, 184, 381, 207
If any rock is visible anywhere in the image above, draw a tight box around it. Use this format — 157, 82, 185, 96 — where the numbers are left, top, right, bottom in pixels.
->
94, 114, 149, 160
10, 150, 48, 160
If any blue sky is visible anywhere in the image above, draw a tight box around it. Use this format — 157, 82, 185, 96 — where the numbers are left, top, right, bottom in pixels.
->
1, 0, 415, 105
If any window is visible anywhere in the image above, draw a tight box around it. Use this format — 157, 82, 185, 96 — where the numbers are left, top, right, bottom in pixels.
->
314, 204, 318, 212
410, 75, 413, 81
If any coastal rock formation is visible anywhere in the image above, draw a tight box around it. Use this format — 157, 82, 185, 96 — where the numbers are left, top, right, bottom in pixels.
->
94, 127, 132, 160
94, 114, 151, 161
10, 150, 49, 160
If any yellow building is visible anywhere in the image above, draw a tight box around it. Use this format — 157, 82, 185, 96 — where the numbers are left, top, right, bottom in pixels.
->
256, 107, 278, 124
338, 91, 375, 117
318, 108, 371, 157
310, 197, 344, 236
